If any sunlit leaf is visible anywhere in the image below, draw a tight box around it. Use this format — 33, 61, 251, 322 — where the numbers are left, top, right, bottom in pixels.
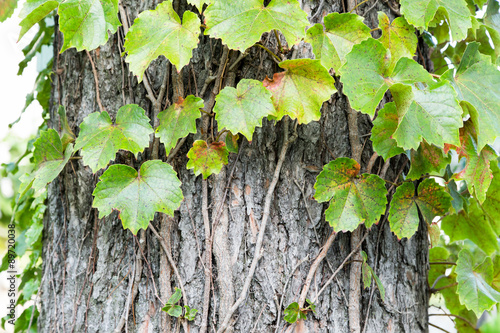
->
389, 179, 451, 239
204, 0, 308, 52
187, 0, 209, 11
314, 158, 387, 232
58, 0, 121, 52
215, 79, 275, 140
18, 0, 60, 41
263, 59, 336, 124
74, 105, 153, 173
93, 160, 183, 234
156, 95, 203, 155
305, 12, 370, 72
186, 140, 229, 179
124, 0, 200, 81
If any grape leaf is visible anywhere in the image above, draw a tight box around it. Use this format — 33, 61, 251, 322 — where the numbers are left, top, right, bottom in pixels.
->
378, 12, 417, 72
0, 0, 17, 22
92, 160, 183, 234
156, 95, 203, 155
19, 129, 73, 197
443, 45, 500, 151
305, 12, 370, 73
314, 158, 387, 232
370, 102, 404, 160
400, 0, 472, 41
407, 140, 451, 180
442, 200, 499, 255
445, 121, 498, 203
484, 0, 500, 37
390, 81, 462, 150
74, 105, 153, 173
456, 250, 500, 316
58, 0, 121, 52
389, 179, 451, 239
204, 0, 308, 52
187, 0, 209, 11
340, 38, 432, 117
215, 79, 275, 140
18, 0, 60, 40
262, 59, 336, 124
124, 0, 200, 81
225, 132, 239, 153
283, 302, 306, 324
186, 140, 229, 179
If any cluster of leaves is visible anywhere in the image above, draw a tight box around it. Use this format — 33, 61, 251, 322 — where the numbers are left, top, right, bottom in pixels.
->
284, 299, 316, 324
2, 0, 500, 330
161, 288, 198, 321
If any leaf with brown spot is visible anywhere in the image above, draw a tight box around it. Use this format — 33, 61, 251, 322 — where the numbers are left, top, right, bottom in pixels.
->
407, 140, 451, 180
186, 140, 229, 179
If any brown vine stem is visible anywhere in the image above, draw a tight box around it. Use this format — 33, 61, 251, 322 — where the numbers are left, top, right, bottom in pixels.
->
429, 322, 452, 333
254, 43, 282, 63
349, 0, 370, 13
199, 179, 212, 333
85, 50, 104, 113
431, 282, 458, 293
217, 117, 297, 333
298, 231, 337, 308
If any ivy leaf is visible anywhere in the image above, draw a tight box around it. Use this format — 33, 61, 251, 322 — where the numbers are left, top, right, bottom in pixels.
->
456, 250, 500, 316
390, 81, 462, 150
443, 45, 500, 151
305, 12, 370, 73
340, 39, 432, 117
204, 0, 308, 52
389, 179, 451, 239
183, 305, 198, 321
214, 79, 276, 140
400, 0, 472, 41
156, 95, 203, 155
314, 158, 387, 232
19, 129, 73, 197
445, 121, 498, 203
406, 140, 451, 180
378, 12, 417, 72
58, 0, 121, 52
442, 200, 499, 255
187, 0, 209, 12
18, 0, 60, 41
0, 0, 17, 22
370, 102, 405, 160
124, 0, 200, 81
92, 160, 183, 235
74, 105, 153, 173
263, 59, 336, 124
283, 302, 306, 323
166, 287, 182, 305
186, 140, 229, 179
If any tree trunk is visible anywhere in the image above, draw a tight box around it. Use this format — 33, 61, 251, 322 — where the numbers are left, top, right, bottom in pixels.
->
39, 0, 429, 332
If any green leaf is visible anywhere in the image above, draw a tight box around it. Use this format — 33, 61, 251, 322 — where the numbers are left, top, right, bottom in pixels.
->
482, 163, 500, 235
186, 140, 229, 179
369, 265, 385, 302
371, 102, 405, 160
442, 199, 499, 255
314, 158, 387, 232
340, 38, 432, 117
305, 12, 370, 73
378, 12, 417, 72
263, 59, 337, 124
58, 0, 121, 52
456, 249, 500, 316
389, 179, 451, 239
167, 305, 183, 317
92, 160, 183, 234
443, 45, 500, 151
58, 105, 75, 151
482, 314, 500, 333
215, 79, 276, 140
484, 0, 500, 37
446, 121, 498, 203
18, 0, 60, 41
19, 129, 74, 197
124, 0, 200, 82
183, 305, 198, 321
156, 95, 203, 155
0, 0, 17, 22
74, 105, 154, 173
305, 299, 316, 313
204, 0, 308, 52
361, 251, 372, 289
400, 0, 472, 41
390, 81, 462, 150
225, 132, 239, 153
167, 287, 182, 305
187, 0, 209, 11
284, 302, 301, 324
406, 140, 451, 180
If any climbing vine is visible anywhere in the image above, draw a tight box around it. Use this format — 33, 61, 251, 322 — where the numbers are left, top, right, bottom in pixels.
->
1, 0, 500, 331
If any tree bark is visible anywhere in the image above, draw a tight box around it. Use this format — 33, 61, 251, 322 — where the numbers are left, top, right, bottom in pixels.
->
39, 0, 429, 332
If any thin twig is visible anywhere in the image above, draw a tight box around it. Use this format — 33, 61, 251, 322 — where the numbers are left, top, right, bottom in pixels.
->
429, 314, 478, 331
199, 179, 212, 333
85, 50, 104, 113
350, 0, 371, 13
429, 261, 456, 266
429, 322, 451, 333
255, 43, 281, 63
217, 117, 297, 333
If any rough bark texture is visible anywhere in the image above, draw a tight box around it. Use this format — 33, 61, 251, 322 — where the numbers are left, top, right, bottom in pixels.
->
40, 0, 430, 332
